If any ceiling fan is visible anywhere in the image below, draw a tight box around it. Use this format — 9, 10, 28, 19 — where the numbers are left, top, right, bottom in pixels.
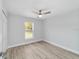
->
33, 9, 51, 18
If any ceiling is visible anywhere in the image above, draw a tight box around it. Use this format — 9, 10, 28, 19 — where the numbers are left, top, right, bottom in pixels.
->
3, 0, 79, 18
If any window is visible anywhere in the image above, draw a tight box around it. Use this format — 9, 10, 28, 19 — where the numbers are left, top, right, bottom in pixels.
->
24, 22, 33, 39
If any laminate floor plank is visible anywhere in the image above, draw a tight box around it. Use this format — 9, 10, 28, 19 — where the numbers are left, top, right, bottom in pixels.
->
6, 41, 79, 59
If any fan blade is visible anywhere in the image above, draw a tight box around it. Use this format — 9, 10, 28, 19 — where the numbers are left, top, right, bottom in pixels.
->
32, 10, 39, 15
43, 11, 51, 14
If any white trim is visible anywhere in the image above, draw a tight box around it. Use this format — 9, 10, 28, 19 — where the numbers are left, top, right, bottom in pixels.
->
44, 40, 79, 55
8, 39, 43, 49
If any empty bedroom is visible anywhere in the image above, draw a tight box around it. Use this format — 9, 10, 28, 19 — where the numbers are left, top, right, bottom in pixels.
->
0, 0, 79, 59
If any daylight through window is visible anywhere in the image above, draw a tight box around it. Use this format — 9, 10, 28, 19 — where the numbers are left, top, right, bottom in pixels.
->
24, 22, 33, 39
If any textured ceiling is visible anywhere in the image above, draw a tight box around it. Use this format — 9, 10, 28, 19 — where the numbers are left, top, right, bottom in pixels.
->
3, 0, 79, 18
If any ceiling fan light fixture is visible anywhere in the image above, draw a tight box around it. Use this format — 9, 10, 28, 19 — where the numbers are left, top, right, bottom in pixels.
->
38, 14, 42, 18
33, 8, 51, 18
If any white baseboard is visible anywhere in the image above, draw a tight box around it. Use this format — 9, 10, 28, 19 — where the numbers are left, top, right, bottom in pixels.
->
44, 40, 79, 55
8, 39, 43, 49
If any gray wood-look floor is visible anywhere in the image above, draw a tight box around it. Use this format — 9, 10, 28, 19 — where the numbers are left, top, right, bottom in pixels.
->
6, 41, 79, 59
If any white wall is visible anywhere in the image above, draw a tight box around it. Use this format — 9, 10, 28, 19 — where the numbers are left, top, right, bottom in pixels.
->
2, 12, 7, 52
0, 0, 2, 53
0, 15, 2, 52
0, 0, 3, 58
44, 9, 79, 52
7, 13, 44, 47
